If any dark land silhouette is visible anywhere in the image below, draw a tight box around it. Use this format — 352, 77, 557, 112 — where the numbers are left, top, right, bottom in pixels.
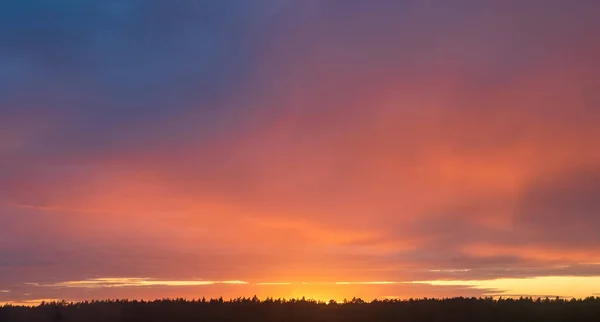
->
2, 296, 600, 322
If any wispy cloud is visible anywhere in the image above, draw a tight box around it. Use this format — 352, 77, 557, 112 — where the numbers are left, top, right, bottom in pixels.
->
406, 280, 484, 287
428, 269, 471, 273
35, 278, 248, 288
335, 282, 402, 285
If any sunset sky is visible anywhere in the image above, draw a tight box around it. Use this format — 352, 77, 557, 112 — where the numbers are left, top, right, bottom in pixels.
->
1, 0, 600, 305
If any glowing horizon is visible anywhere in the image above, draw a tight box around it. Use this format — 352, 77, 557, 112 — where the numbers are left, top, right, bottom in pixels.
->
8, 275, 599, 303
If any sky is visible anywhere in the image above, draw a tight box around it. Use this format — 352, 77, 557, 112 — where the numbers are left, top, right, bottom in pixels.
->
1, 0, 600, 305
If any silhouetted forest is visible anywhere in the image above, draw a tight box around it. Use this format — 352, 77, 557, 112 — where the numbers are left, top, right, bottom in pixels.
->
2, 296, 600, 322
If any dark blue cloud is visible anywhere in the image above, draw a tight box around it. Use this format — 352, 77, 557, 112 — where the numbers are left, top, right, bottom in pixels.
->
2, 0, 599, 159
0, 0, 289, 160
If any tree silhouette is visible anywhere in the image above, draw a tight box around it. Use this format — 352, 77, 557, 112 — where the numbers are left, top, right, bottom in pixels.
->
0, 296, 599, 322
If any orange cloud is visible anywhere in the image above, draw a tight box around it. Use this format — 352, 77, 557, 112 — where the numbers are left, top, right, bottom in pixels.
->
1, 0, 600, 303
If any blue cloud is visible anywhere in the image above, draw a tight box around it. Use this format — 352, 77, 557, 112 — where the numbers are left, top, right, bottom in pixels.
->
0, 0, 285, 158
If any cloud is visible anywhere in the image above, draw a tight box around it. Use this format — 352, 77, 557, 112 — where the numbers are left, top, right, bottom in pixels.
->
515, 168, 600, 248
36, 278, 248, 288
1, 0, 600, 302
0, 1, 278, 164
335, 282, 403, 285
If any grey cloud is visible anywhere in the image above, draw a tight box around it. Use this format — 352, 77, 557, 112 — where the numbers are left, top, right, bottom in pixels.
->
515, 168, 600, 247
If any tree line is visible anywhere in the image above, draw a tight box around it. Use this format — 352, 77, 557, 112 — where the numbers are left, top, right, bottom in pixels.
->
1, 296, 599, 322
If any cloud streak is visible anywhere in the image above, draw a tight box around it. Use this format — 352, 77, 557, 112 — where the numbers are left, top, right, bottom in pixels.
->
35, 278, 249, 288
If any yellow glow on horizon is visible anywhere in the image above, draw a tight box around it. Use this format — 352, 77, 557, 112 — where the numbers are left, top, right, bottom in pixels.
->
18, 276, 600, 300
408, 276, 600, 298
0, 299, 62, 307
